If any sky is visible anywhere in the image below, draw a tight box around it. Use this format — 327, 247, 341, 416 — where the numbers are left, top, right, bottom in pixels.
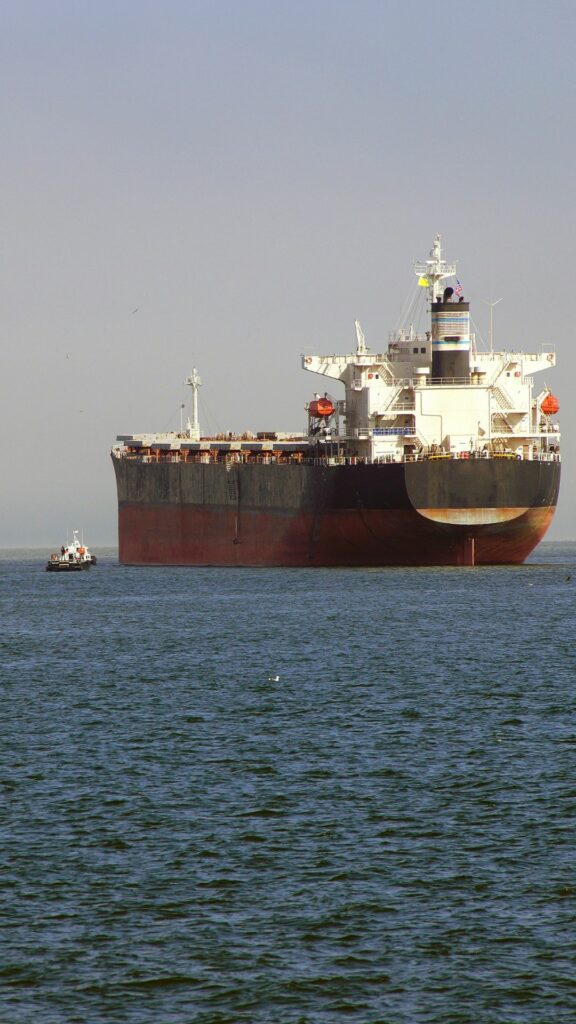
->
1, 0, 574, 544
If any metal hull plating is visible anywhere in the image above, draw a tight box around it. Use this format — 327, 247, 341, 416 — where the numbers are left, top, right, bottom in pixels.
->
113, 458, 560, 566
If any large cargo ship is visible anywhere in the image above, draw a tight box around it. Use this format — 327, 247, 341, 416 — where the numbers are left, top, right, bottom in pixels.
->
112, 237, 560, 566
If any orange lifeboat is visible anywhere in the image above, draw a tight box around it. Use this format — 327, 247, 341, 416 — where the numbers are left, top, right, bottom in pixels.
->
309, 397, 334, 418
540, 393, 560, 416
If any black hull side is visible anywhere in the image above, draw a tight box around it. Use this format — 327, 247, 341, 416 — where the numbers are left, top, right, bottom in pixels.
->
112, 457, 560, 566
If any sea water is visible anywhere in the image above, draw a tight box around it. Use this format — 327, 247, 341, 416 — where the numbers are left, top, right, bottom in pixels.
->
1, 544, 575, 1023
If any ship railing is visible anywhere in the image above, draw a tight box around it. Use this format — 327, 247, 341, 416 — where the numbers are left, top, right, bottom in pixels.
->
388, 331, 429, 343
387, 401, 416, 411
372, 427, 416, 436
113, 446, 561, 466
315, 448, 560, 464
345, 427, 416, 439
474, 350, 555, 361
425, 376, 478, 386
312, 352, 393, 365
293, 450, 561, 466
391, 376, 492, 387
349, 374, 505, 389
353, 376, 418, 388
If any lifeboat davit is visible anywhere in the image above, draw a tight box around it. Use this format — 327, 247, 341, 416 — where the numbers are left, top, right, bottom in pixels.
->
309, 397, 334, 418
540, 393, 560, 416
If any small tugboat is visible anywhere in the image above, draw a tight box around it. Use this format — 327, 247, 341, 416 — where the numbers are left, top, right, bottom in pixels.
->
46, 530, 97, 572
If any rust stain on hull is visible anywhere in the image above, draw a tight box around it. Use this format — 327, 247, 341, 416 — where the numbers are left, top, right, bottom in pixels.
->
117, 503, 556, 567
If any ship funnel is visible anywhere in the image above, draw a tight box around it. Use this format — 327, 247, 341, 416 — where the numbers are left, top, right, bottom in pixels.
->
431, 294, 471, 382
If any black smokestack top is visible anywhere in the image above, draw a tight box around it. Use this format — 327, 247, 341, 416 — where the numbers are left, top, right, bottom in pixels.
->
442, 286, 454, 302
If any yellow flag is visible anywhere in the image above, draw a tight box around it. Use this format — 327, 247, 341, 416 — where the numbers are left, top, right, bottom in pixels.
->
418, 276, 429, 287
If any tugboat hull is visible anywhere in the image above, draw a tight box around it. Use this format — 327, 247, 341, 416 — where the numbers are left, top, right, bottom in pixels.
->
46, 560, 90, 572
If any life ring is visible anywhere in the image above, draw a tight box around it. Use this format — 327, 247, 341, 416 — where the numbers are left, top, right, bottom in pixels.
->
547, 353, 554, 362
304, 356, 312, 364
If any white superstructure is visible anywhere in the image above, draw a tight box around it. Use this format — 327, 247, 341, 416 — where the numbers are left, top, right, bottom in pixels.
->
302, 236, 560, 463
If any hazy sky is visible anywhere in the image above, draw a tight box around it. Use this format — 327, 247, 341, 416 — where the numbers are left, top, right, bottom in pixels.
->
1, 0, 574, 544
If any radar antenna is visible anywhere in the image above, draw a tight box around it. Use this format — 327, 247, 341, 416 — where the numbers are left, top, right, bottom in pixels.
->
415, 234, 457, 301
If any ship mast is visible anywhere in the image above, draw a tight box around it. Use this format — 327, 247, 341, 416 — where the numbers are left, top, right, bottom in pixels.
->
185, 367, 202, 440
415, 234, 457, 301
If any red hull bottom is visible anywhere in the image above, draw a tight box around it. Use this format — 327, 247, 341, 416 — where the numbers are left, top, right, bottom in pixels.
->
117, 504, 555, 567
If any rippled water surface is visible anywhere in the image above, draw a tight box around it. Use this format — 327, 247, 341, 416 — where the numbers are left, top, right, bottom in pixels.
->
1, 543, 575, 1023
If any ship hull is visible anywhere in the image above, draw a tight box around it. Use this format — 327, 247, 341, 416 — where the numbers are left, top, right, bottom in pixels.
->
113, 457, 560, 566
